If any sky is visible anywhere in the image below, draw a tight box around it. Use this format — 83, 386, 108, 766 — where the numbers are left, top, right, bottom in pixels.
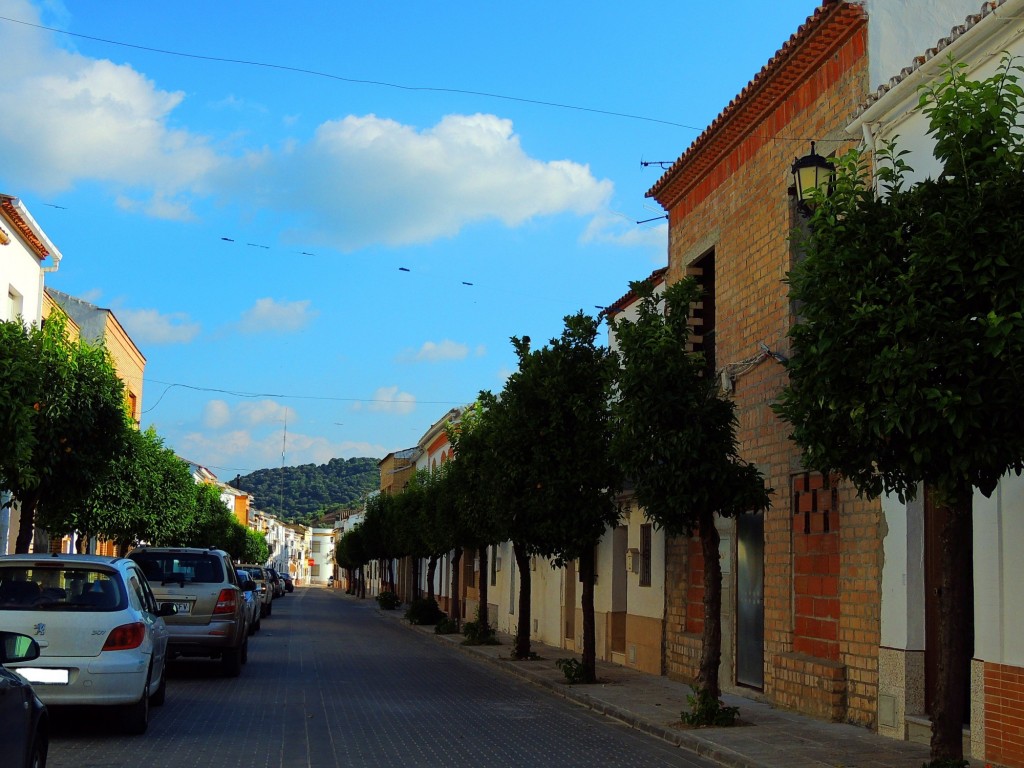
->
0, 0, 824, 480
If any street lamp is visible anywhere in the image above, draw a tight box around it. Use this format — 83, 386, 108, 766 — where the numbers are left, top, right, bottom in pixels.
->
790, 141, 834, 217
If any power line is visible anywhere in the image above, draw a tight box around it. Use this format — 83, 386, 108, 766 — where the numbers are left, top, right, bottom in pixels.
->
141, 378, 465, 414
0, 14, 704, 132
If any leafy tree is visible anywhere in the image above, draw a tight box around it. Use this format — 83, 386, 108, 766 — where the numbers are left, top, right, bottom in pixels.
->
0, 320, 40, 495
774, 56, 1024, 762
4, 313, 129, 553
445, 402, 509, 634
71, 427, 196, 549
610, 278, 771, 698
242, 528, 270, 564
185, 482, 244, 553
487, 313, 622, 679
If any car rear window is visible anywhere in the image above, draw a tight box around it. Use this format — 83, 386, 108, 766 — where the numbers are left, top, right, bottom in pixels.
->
0, 565, 124, 611
130, 552, 224, 585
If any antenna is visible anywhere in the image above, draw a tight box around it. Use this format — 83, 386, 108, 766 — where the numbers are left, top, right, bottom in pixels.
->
278, 414, 287, 518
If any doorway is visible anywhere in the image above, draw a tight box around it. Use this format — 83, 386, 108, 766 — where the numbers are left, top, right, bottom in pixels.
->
736, 512, 764, 689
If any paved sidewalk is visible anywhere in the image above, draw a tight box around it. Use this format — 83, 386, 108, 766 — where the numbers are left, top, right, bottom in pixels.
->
362, 597, 985, 768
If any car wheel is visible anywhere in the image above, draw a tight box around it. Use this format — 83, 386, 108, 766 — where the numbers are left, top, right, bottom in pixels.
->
150, 664, 167, 706
221, 645, 243, 677
28, 731, 47, 768
241, 636, 249, 665
123, 668, 151, 735
266, 600, 273, 617
254, 615, 262, 633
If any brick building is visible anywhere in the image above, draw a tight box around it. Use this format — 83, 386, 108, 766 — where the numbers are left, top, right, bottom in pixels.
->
646, 0, 984, 727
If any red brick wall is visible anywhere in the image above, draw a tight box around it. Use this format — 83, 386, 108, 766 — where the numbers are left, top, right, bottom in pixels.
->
793, 472, 840, 661
985, 662, 1024, 767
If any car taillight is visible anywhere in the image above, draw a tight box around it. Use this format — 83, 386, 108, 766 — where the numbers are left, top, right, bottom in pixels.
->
213, 589, 237, 615
102, 622, 146, 651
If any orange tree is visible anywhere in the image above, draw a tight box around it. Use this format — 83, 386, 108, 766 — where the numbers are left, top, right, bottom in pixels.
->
775, 57, 1024, 764
610, 277, 770, 699
1, 313, 129, 553
487, 313, 622, 677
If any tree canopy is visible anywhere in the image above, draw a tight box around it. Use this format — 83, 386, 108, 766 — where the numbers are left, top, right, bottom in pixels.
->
774, 56, 1024, 762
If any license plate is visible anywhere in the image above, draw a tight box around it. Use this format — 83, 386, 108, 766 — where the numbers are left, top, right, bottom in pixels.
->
17, 667, 69, 685
174, 602, 191, 614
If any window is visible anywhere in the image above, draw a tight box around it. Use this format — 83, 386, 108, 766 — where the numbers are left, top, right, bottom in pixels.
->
689, 249, 716, 378
639, 524, 653, 587
311, 541, 322, 554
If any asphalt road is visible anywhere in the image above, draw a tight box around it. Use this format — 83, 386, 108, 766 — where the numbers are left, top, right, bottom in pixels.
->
47, 587, 716, 768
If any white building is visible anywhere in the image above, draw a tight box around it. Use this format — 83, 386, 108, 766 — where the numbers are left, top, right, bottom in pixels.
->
847, 1, 1024, 761
1, 194, 62, 556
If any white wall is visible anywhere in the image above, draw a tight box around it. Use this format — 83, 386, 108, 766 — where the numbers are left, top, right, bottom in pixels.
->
974, 473, 1024, 665
880, 493, 926, 649
863, 0, 993, 95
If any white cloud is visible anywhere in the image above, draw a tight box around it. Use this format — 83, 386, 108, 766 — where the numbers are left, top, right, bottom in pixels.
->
177, 426, 384, 471
581, 210, 668, 250
238, 298, 318, 334
0, 7, 613, 248
202, 400, 231, 429
0, 1, 218, 199
236, 400, 295, 427
359, 386, 416, 415
400, 339, 469, 363
218, 113, 614, 251
116, 307, 201, 344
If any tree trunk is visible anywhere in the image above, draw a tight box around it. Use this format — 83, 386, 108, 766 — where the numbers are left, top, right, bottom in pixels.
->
513, 542, 532, 659
698, 509, 723, 698
579, 546, 597, 683
14, 491, 39, 554
929, 481, 973, 762
451, 548, 463, 630
359, 566, 366, 598
426, 555, 437, 602
478, 545, 489, 628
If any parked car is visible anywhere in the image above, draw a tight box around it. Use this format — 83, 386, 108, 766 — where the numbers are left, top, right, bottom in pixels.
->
265, 568, 284, 598
127, 547, 250, 677
237, 565, 273, 617
235, 569, 261, 635
0, 553, 174, 735
280, 573, 294, 593
0, 630, 48, 768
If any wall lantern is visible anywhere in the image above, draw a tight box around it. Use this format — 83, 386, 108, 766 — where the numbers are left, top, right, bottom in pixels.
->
790, 141, 834, 217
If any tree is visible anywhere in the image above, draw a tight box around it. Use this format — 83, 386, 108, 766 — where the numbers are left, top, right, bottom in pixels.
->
610, 278, 771, 698
774, 56, 1024, 762
71, 427, 196, 550
0, 320, 40, 498
3, 313, 129, 553
488, 313, 622, 679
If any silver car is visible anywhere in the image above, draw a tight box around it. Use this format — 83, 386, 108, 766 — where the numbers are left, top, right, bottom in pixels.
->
0, 554, 174, 735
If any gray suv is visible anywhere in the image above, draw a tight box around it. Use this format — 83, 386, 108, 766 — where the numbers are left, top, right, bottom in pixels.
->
128, 547, 252, 677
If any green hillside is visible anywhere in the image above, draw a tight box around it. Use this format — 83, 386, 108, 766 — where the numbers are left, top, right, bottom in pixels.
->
229, 456, 380, 522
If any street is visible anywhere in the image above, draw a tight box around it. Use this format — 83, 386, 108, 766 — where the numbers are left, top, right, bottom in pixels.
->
47, 587, 715, 768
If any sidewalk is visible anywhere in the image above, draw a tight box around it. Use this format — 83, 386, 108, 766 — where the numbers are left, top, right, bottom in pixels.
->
370, 600, 985, 768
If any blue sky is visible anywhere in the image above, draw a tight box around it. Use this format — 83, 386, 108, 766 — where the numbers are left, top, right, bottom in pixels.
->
1, 0, 822, 479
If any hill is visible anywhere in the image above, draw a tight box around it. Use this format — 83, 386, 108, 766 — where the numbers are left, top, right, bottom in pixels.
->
229, 456, 380, 522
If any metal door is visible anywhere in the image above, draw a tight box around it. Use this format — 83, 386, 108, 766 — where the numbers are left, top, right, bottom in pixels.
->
736, 513, 764, 689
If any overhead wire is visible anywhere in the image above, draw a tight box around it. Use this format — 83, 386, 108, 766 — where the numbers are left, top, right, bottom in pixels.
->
0, 13, 846, 145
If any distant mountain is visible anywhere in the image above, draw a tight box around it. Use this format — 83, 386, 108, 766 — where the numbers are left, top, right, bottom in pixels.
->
229, 457, 380, 522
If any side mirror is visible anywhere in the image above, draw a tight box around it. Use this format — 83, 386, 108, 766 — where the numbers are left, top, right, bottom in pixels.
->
157, 602, 179, 617
242, 580, 257, 592
0, 631, 41, 664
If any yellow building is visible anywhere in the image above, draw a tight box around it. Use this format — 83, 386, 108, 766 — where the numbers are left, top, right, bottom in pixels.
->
42, 289, 146, 555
